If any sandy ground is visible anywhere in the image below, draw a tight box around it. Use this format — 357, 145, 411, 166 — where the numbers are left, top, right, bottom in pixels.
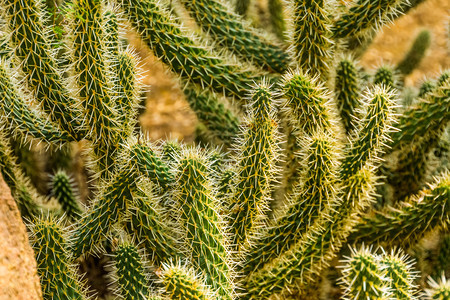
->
132, 0, 448, 140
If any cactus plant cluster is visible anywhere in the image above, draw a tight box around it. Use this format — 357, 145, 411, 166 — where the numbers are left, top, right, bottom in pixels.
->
0, 0, 448, 299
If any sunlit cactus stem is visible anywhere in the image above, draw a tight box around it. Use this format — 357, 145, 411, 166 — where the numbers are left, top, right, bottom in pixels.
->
162, 264, 212, 300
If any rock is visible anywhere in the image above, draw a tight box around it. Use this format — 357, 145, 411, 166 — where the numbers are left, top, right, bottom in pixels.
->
0, 173, 42, 300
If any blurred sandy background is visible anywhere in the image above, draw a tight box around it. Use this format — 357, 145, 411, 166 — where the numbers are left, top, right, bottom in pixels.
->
130, 0, 449, 142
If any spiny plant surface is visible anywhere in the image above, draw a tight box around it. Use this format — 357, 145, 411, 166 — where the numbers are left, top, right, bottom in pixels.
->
0, 0, 448, 299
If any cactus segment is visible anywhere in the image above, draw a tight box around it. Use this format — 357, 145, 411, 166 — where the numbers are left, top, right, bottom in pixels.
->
0, 61, 69, 144
245, 166, 377, 299
268, 0, 287, 41
280, 71, 334, 134
292, 0, 334, 78
353, 171, 450, 247
125, 186, 179, 264
120, 0, 257, 100
128, 142, 174, 189
1, 0, 84, 140
381, 249, 418, 300
340, 246, 389, 300
183, 87, 241, 145
180, 0, 291, 73
332, 0, 402, 39
340, 85, 397, 180
162, 264, 212, 300
29, 215, 87, 300
396, 29, 431, 76
374, 65, 396, 88
418, 79, 435, 98
72, 169, 134, 257
335, 57, 361, 134
229, 83, 279, 252
112, 242, 149, 300
104, 9, 120, 60
426, 274, 450, 300
0, 129, 40, 218
244, 131, 339, 273
51, 170, 82, 221
174, 149, 233, 299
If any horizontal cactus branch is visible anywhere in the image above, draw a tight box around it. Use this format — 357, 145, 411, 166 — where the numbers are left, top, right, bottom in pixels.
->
119, 0, 259, 100
244, 131, 340, 274
1, 0, 84, 140
179, 0, 291, 73
332, 0, 403, 39
335, 57, 361, 134
292, 0, 334, 78
0, 61, 70, 144
162, 264, 212, 300
29, 215, 87, 300
183, 87, 241, 145
352, 171, 450, 247
51, 170, 83, 221
229, 82, 280, 252
111, 241, 149, 300
174, 148, 233, 299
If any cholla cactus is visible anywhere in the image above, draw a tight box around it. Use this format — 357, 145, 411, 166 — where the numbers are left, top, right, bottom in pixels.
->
0, 0, 448, 299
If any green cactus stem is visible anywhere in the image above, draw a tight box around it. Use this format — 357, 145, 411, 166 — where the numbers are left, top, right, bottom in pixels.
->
396, 29, 431, 76
29, 215, 87, 300
268, 0, 287, 41
51, 170, 82, 221
426, 274, 450, 300
180, 0, 291, 73
235, 0, 250, 16
162, 264, 212, 300
374, 65, 397, 88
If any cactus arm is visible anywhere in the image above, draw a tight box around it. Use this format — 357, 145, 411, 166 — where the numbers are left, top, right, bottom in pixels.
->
426, 274, 450, 299
268, 0, 287, 41
396, 29, 431, 76
243, 131, 339, 274
179, 0, 291, 73
292, 0, 334, 78
162, 264, 212, 300
29, 216, 87, 300
229, 83, 280, 252
119, 0, 257, 100
51, 170, 83, 221
332, 0, 403, 39
72, 169, 133, 257
235, 0, 250, 16
174, 149, 233, 299
0, 62, 70, 144
184, 87, 241, 145
111, 242, 150, 300
353, 171, 450, 247
1, 0, 84, 140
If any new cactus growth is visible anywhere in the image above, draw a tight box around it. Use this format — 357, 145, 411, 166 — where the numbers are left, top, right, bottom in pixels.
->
0, 0, 448, 298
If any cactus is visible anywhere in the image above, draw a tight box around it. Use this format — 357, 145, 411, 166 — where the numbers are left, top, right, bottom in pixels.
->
426, 274, 450, 300
0, 0, 447, 299
396, 29, 431, 76
51, 170, 83, 221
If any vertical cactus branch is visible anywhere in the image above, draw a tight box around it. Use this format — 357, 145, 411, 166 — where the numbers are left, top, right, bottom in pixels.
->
332, 0, 402, 39
381, 249, 418, 300
72, 168, 134, 257
335, 57, 361, 134
235, 0, 250, 16
111, 242, 149, 300
179, 0, 291, 73
340, 246, 389, 300
1, 0, 83, 140
268, 0, 287, 41
174, 149, 233, 299
291, 0, 334, 78
29, 216, 87, 300
374, 65, 396, 88
71, 0, 120, 174
120, 0, 257, 100
51, 170, 82, 221
396, 29, 431, 76
244, 131, 339, 274
162, 264, 212, 300
229, 83, 279, 252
